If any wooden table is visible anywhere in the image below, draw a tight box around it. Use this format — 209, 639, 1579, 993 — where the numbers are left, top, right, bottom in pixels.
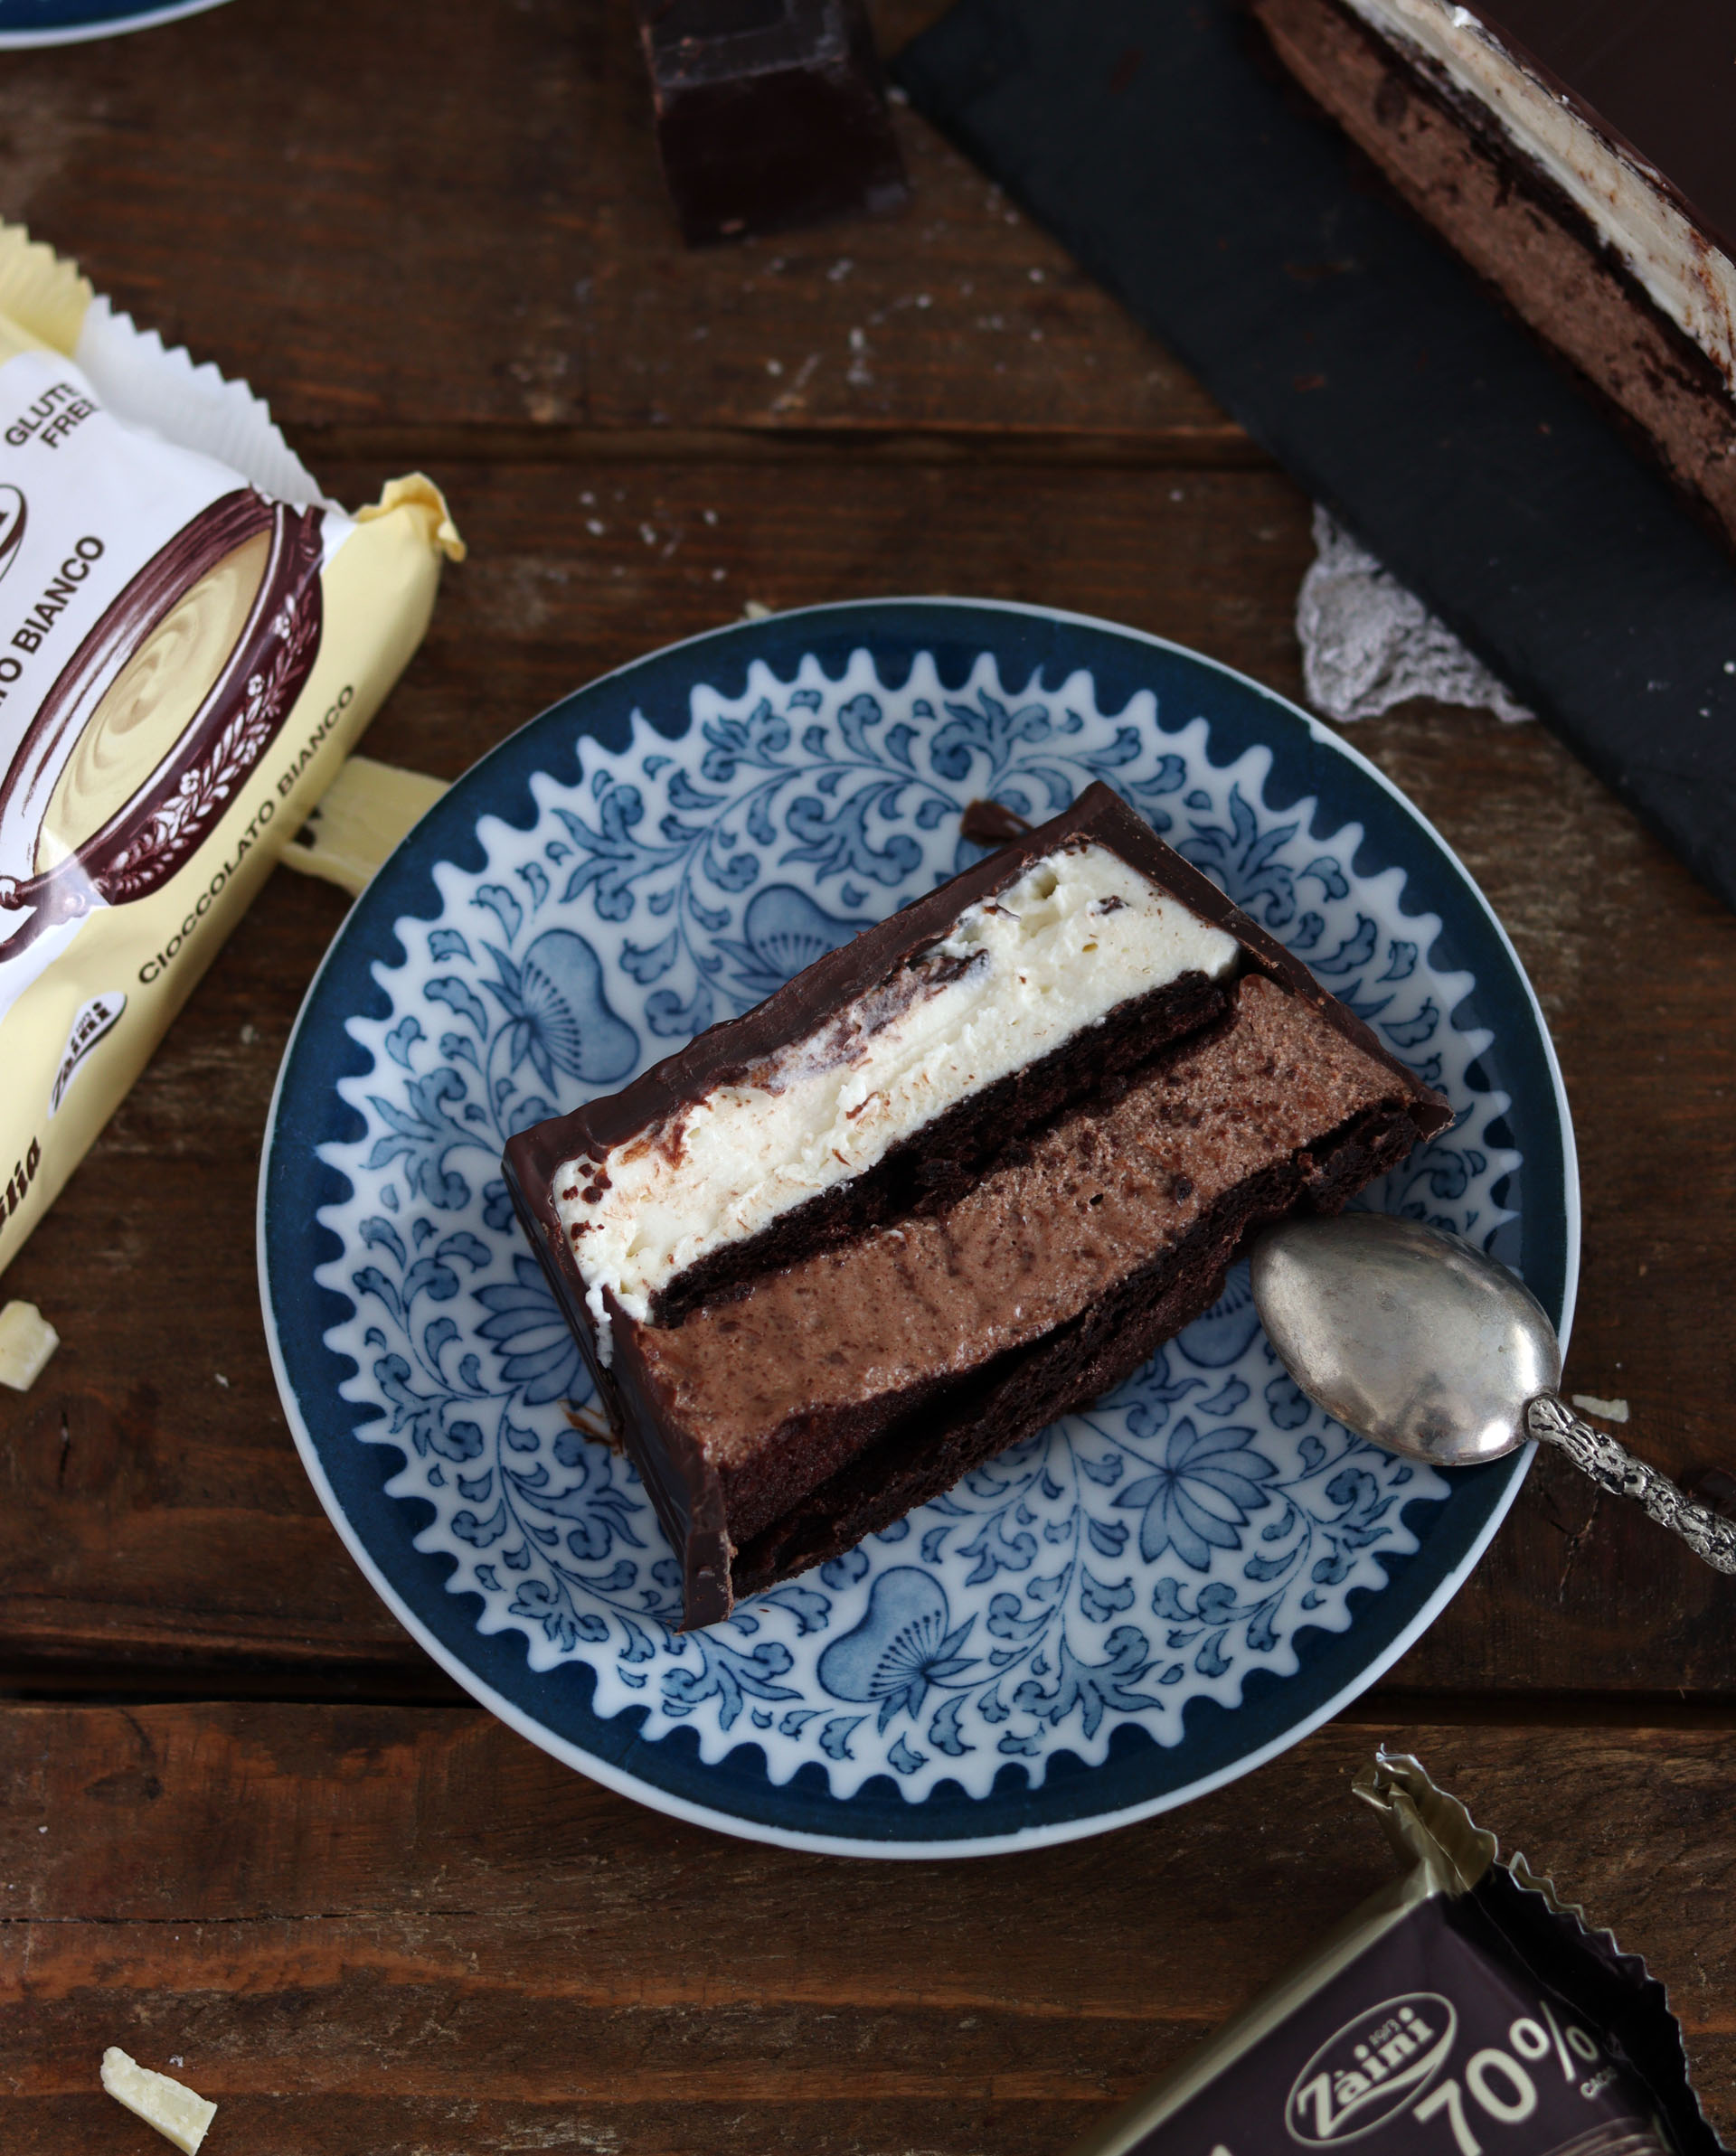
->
2, 5, 1731, 2150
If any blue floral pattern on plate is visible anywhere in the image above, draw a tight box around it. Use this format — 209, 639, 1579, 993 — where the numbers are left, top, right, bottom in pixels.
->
303, 638, 1524, 1807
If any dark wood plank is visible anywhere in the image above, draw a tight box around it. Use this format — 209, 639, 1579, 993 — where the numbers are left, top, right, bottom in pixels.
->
0, 0, 1233, 448
2, 456, 1733, 1699
0, 1708, 1728, 2151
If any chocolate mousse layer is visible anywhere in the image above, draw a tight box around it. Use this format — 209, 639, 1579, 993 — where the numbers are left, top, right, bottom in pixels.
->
1255, 0, 1736, 551
642, 973, 1420, 1562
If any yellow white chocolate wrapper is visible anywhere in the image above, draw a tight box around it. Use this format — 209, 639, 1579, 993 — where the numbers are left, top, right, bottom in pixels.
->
0, 221, 462, 1282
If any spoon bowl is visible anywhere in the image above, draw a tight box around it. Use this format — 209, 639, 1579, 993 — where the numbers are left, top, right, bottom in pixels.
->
1250, 1210, 1561, 1469
1250, 1210, 1736, 1573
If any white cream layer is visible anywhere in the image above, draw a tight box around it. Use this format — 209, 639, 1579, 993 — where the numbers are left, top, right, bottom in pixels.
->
557, 840, 1240, 1355
1344, 0, 1736, 396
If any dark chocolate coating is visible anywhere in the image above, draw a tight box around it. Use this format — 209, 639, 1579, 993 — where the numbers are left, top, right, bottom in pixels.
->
504, 782, 1452, 1627
635, 0, 910, 246
1467, 1, 1736, 265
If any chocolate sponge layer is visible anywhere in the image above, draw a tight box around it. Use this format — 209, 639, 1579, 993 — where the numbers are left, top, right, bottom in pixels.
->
505, 783, 1451, 1627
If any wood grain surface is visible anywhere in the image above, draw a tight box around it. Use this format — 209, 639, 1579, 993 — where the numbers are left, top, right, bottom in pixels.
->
0, 2, 1731, 2151
0, 0, 1224, 447
2, 1710, 1731, 2152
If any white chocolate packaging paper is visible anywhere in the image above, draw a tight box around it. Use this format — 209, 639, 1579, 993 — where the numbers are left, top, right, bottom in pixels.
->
0, 221, 462, 1281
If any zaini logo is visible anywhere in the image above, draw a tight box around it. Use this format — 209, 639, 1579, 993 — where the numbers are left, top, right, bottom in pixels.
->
1287, 1992, 1456, 2143
0, 485, 25, 585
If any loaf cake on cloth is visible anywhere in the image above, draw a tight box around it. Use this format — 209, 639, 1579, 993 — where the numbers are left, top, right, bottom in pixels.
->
1254, 0, 1736, 551
504, 783, 1451, 1628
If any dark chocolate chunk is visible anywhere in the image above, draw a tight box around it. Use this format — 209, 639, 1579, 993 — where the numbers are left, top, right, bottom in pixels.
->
958, 796, 1034, 846
635, 0, 910, 245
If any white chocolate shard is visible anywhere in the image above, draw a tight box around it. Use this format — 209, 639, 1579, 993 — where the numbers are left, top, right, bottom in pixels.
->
281, 753, 449, 897
0, 1299, 58, 1390
100, 2048, 217, 2156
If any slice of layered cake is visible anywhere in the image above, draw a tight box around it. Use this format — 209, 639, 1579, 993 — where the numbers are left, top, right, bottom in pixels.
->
504, 783, 1450, 1627
1254, 0, 1736, 550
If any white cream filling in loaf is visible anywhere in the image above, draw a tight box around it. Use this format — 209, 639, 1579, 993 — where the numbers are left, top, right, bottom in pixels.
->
1344, 0, 1736, 396
555, 840, 1241, 1357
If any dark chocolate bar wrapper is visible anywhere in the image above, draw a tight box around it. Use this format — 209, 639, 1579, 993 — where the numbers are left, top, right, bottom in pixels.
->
1071, 1753, 1727, 2156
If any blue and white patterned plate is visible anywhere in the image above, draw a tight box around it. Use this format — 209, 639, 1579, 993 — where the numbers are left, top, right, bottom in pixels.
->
0, 0, 231, 44
259, 599, 1577, 1857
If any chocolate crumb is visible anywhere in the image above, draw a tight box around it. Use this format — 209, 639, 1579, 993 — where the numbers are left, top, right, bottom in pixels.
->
960, 797, 1035, 847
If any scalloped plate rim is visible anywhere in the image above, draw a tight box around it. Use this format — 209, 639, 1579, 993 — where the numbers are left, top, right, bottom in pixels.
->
0, 0, 232, 43
258, 595, 1580, 1859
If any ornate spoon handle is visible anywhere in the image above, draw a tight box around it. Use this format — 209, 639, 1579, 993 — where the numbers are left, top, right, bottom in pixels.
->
1526, 1394, 1736, 1574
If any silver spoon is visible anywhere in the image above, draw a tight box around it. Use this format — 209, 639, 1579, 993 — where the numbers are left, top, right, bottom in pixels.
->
1250, 1210, 1736, 1575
